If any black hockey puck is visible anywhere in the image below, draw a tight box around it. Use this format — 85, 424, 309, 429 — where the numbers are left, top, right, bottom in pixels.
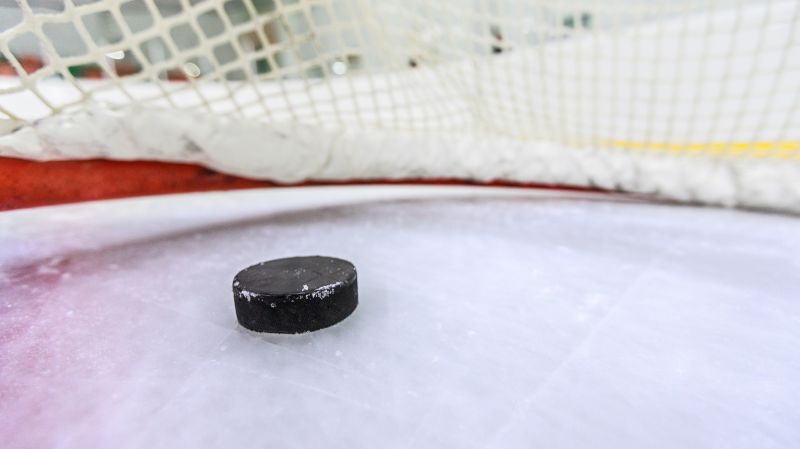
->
232, 256, 358, 334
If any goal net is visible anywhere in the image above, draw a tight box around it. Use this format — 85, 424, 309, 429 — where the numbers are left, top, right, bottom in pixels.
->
0, 0, 798, 211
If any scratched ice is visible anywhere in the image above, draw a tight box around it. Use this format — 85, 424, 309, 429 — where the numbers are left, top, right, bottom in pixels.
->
1, 187, 799, 449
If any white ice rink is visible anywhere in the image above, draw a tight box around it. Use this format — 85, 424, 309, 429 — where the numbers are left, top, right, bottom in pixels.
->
1, 186, 799, 448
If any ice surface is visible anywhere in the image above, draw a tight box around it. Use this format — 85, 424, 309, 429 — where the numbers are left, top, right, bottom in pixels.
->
1, 186, 799, 449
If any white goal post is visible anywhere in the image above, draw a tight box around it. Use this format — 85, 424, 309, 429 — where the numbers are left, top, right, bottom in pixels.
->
0, 0, 798, 211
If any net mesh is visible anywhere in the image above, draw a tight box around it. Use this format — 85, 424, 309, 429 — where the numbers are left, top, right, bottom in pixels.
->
0, 0, 799, 210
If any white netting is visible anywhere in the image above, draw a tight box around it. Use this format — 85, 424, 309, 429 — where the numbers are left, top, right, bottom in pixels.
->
0, 0, 799, 211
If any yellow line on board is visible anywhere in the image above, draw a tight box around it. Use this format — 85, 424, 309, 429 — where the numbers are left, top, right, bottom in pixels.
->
606, 140, 800, 160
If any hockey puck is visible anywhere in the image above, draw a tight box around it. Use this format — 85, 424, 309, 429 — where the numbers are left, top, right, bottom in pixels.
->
232, 256, 358, 334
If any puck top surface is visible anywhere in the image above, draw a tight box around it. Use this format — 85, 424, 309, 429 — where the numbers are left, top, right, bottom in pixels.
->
232, 256, 358, 333
235, 256, 355, 297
